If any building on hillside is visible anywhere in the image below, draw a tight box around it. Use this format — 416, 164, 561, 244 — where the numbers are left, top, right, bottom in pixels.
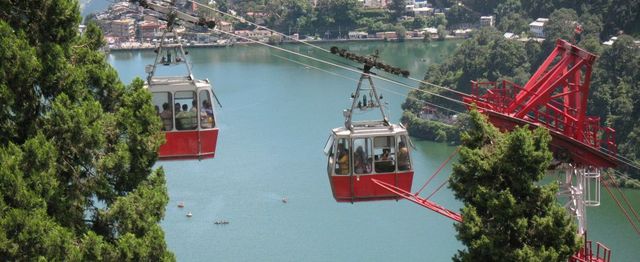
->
138, 21, 164, 40
503, 32, 519, 39
348, 31, 369, 39
375, 31, 398, 39
453, 28, 473, 37
246, 12, 267, 25
111, 18, 135, 39
421, 27, 438, 38
414, 0, 430, 8
363, 0, 388, 9
480, 16, 494, 27
529, 18, 549, 38
217, 21, 233, 32
413, 7, 433, 16
234, 30, 272, 42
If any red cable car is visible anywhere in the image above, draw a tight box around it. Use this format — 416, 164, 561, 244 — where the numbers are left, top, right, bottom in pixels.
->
145, 34, 220, 160
324, 72, 414, 202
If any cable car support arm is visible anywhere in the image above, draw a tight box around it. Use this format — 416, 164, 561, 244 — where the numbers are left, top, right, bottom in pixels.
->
372, 179, 462, 222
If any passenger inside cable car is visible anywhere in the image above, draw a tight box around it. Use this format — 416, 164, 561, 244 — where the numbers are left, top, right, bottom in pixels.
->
199, 96, 215, 128
353, 142, 372, 174
160, 102, 173, 131
374, 136, 396, 173
397, 140, 411, 171
335, 140, 350, 175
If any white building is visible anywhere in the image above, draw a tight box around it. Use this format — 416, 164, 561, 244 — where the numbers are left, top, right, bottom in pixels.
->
529, 18, 549, 38
363, 0, 389, 8
414, 0, 429, 8
480, 16, 494, 27
603, 36, 617, 46
503, 32, 519, 39
348, 31, 368, 39
413, 7, 433, 16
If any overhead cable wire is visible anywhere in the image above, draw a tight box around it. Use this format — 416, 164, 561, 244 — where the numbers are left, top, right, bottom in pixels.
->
189, 0, 471, 98
214, 28, 473, 108
272, 54, 464, 115
608, 171, 640, 225
416, 147, 461, 196
601, 173, 640, 236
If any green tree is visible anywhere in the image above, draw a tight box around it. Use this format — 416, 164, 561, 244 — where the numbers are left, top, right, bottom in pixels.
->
388, 0, 405, 21
486, 37, 529, 81
446, 4, 478, 26
437, 24, 447, 40
450, 111, 581, 261
0, 1, 173, 260
395, 24, 407, 41
313, 0, 361, 38
589, 35, 640, 177
412, 16, 427, 29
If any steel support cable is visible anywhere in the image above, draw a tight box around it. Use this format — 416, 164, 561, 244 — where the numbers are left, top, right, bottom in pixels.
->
426, 179, 449, 200
607, 150, 640, 172
272, 54, 359, 82
272, 54, 464, 115
188, 0, 331, 53
189, 0, 475, 99
614, 169, 640, 188
606, 171, 640, 225
189, 0, 366, 74
601, 172, 640, 236
214, 29, 474, 108
416, 147, 461, 196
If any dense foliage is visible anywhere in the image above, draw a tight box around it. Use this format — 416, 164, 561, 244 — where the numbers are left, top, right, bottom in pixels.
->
454, 0, 640, 38
402, 28, 533, 143
449, 111, 580, 261
221, 0, 446, 38
0, 0, 173, 260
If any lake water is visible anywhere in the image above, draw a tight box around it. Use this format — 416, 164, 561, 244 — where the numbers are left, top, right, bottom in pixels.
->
108, 40, 639, 261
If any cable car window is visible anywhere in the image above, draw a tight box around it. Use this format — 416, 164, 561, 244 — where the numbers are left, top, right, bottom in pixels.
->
353, 138, 372, 174
374, 136, 396, 173
334, 138, 350, 175
398, 136, 412, 171
199, 90, 215, 129
323, 135, 335, 156
175, 91, 198, 130
153, 92, 174, 131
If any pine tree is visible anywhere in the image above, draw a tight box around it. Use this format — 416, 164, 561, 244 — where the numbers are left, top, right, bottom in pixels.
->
449, 110, 581, 261
0, 1, 174, 260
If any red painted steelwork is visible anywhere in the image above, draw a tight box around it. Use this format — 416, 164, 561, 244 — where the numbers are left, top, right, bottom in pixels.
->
571, 240, 611, 262
331, 171, 413, 202
463, 39, 616, 168
158, 128, 218, 160
372, 179, 462, 222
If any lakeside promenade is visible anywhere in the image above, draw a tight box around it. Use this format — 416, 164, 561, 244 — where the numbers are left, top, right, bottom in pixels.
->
107, 35, 466, 51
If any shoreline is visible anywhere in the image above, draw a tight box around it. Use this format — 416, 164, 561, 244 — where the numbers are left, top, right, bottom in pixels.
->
107, 36, 465, 52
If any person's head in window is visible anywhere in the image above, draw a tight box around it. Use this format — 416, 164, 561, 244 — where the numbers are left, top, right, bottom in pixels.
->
162, 103, 171, 113
381, 149, 390, 160
182, 104, 188, 112
191, 99, 197, 112
175, 103, 181, 113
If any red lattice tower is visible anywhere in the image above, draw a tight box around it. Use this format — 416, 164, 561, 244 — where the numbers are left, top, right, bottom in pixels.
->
463, 39, 616, 168
377, 39, 618, 262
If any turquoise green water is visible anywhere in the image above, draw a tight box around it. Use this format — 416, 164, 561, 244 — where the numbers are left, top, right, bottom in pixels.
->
108, 40, 639, 261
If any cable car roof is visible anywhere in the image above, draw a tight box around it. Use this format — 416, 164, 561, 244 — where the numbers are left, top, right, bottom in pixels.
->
145, 76, 212, 92
332, 121, 408, 137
